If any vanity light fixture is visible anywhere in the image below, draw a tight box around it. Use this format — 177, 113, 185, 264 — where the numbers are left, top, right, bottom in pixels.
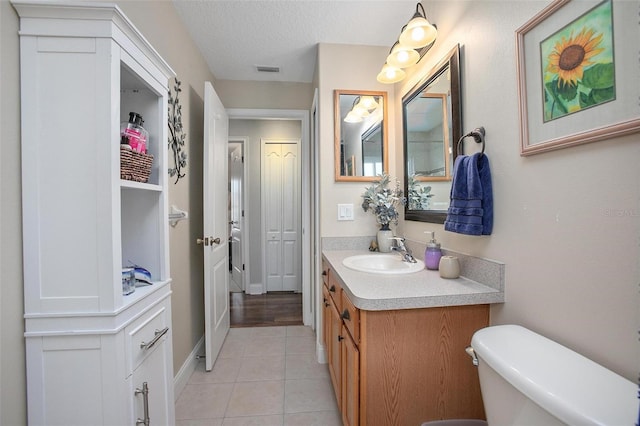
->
399, 3, 437, 49
376, 63, 406, 84
386, 41, 420, 68
377, 3, 437, 84
344, 96, 381, 123
344, 111, 363, 123
355, 96, 380, 111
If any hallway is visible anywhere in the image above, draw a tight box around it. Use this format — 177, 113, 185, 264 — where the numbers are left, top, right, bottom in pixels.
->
230, 292, 303, 327
175, 326, 340, 425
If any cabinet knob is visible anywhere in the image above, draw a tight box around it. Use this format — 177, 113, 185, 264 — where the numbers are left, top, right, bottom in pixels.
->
322, 270, 327, 276
329, 285, 336, 293
341, 310, 351, 321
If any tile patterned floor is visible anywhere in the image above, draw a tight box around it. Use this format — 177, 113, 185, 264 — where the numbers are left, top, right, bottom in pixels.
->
175, 326, 341, 426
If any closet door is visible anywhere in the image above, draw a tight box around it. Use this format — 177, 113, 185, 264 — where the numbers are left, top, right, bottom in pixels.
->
263, 140, 300, 292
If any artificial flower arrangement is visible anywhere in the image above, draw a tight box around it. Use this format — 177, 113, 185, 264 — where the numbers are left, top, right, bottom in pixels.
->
361, 173, 407, 230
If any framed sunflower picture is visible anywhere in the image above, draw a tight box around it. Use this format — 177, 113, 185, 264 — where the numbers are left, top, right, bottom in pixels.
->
516, 0, 640, 156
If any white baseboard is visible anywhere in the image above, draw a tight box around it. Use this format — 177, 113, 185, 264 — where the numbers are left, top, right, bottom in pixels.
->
173, 335, 204, 401
316, 340, 327, 364
246, 283, 263, 295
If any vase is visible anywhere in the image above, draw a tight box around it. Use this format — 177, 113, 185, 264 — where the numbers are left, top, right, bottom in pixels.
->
377, 225, 394, 253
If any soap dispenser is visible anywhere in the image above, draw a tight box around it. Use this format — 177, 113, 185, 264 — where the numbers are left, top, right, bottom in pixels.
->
424, 231, 442, 270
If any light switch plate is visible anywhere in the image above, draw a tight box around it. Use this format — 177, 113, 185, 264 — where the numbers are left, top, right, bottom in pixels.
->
337, 204, 354, 221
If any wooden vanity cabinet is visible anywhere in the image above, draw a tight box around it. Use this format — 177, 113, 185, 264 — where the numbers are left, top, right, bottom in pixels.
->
322, 260, 489, 426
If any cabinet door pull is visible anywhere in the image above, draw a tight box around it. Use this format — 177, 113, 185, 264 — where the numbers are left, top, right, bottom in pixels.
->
140, 327, 169, 350
341, 310, 351, 321
329, 285, 336, 293
135, 382, 150, 426
338, 335, 344, 342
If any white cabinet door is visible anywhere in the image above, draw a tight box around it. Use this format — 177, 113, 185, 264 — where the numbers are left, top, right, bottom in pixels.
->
132, 340, 173, 426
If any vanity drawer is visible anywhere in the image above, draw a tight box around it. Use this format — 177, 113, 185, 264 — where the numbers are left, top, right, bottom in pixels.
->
327, 272, 342, 312
341, 292, 359, 343
322, 259, 330, 288
125, 303, 170, 375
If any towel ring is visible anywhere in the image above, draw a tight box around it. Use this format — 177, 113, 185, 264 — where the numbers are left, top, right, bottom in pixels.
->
457, 127, 485, 156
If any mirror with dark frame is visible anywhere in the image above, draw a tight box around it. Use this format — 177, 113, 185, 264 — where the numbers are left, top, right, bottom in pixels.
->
334, 90, 388, 182
403, 44, 461, 223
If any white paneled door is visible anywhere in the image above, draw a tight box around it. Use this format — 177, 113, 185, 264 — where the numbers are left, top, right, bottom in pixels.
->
263, 140, 301, 292
203, 82, 230, 371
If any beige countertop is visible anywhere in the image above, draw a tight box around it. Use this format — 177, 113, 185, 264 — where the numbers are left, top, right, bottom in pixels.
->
323, 250, 504, 311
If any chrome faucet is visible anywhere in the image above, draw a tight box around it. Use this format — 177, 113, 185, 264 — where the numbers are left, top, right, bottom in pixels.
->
390, 237, 417, 263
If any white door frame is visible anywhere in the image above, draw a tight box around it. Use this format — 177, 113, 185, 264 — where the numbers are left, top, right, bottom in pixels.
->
226, 109, 312, 328
228, 137, 249, 291
310, 89, 325, 362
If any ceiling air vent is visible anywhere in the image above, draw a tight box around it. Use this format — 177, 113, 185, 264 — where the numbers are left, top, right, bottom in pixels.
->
256, 65, 280, 73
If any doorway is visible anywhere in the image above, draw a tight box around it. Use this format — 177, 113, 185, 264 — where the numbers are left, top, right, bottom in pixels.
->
228, 139, 246, 293
230, 292, 302, 327
227, 108, 313, 328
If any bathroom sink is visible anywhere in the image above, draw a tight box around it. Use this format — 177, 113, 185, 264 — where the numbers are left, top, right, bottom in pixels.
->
342, 254, 425, 275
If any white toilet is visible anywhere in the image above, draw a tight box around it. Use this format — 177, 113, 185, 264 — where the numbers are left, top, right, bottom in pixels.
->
469, 325, 638, 425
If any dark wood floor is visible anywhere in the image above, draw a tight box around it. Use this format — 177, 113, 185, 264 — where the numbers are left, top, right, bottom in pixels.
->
230, 292, 303, 328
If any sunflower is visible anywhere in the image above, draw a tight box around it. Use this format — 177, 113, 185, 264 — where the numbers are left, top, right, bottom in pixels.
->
546, 27, 604, 88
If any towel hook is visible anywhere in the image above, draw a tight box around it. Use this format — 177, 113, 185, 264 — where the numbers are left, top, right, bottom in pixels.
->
457, 127, 486, 156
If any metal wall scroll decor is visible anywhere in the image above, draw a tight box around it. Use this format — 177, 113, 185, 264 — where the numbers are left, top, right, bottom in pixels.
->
168, 78, 187, 183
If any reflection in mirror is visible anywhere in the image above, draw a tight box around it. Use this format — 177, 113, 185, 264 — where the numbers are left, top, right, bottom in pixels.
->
335, 90, 388, 181
406, 93, 451, 179
403, 44, 461, 223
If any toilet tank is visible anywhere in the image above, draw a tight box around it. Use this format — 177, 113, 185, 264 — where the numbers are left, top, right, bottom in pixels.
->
470, 325, 638, 426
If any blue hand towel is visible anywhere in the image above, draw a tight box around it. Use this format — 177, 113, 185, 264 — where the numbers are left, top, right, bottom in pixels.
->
444, 152, 493, 235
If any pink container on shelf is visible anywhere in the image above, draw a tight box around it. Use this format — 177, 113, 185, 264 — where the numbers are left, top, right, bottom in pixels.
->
120, 111, 148, 153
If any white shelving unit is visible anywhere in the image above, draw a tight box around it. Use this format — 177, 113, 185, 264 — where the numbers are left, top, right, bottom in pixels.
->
14, 1, 176, 424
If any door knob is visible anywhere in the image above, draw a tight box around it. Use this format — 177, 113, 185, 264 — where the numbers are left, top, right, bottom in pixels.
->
197, 237, 221, 246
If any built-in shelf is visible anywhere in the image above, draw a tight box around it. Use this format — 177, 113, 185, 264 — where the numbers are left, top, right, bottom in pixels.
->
121, 179, 163, 192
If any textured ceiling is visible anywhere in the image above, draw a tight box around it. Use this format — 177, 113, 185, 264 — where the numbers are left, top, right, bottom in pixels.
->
171, 0, 421, 83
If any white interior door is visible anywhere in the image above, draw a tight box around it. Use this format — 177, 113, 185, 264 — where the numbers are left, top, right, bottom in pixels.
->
203, 81, 230, 371
263, 140, 300, 292
229, 143, 244, 291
